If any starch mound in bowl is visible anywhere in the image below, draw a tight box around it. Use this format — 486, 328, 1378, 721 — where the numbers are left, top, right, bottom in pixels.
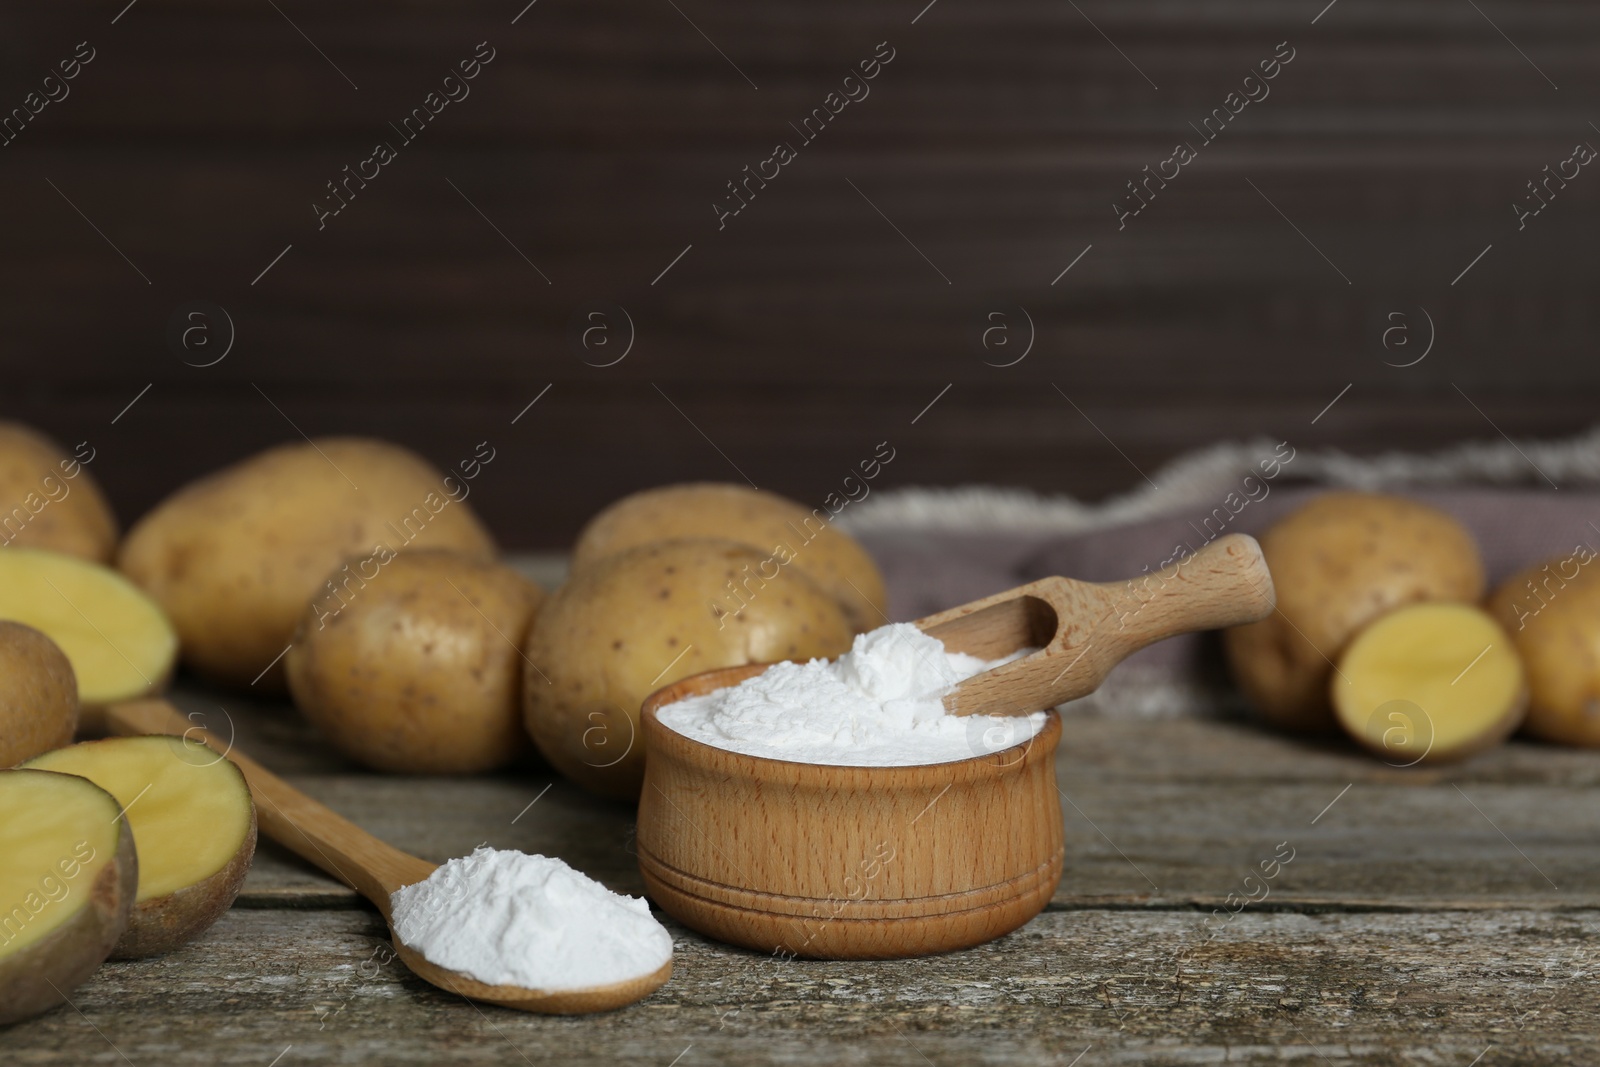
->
655, 622, 1044, 767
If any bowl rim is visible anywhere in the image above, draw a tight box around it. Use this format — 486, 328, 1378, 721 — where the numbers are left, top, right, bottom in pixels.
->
640, 662, 1061, 782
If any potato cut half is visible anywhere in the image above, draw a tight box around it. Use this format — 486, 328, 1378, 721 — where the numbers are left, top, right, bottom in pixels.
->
1332, 602, 1526, 765
25, 735, 256, 958
1223, 491, 1485, 733
0, 768, 137, 1025
0, 548, 177, 708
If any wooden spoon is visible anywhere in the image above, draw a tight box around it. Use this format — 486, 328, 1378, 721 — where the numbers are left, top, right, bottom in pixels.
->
103, 699, 672, 1015
918, 532, 1275, 716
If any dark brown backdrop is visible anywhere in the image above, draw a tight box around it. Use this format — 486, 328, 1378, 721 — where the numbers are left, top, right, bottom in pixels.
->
2, 0, 1596, 546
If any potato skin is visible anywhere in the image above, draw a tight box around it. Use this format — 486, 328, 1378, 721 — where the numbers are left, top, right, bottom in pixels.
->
0, 421, 118, 563
118, 438, 497, 690
572, 483, 888, 633
287, 551, 545, 774
525, 539, 856, 798
0, 771, 136, 1027
1223, 492, 1485, 731
1488, 556, 1600, 746
0, 622, 79, 768
114, 803, 255, 959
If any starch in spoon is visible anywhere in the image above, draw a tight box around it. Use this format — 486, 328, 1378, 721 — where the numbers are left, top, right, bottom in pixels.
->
389, 848, 672, 991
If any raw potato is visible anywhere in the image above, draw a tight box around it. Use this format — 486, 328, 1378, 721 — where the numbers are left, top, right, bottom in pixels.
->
525, 539, 855, 798
1331, 602, 1525, 764
1223, 492, 1485, 731
0, 548, 177, 710
0, 768, 137, 1025
572, 483, 888, 633
0, 622, 79, 768
1488, 556, 1600, 745
0, 421, 118, 563
25, 735, 257, 958
118, 437, 497, 690
286, 550, 546, 774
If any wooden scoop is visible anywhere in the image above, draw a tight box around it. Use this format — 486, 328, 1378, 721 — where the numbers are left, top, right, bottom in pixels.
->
918, 532, 1275, 716
103, 699, 671, 1015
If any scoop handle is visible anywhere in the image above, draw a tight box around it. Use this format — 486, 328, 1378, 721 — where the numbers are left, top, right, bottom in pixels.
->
924, 533, 1275, 716
103, 699, 435, 911
1103, 532, 1277, 642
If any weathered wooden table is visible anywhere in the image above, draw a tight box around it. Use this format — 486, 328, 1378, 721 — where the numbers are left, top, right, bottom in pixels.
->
7, 680, 1597, 1065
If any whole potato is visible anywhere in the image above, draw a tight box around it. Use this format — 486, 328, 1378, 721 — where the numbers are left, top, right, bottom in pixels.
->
286, 550, 544, 773
571, 483, 888, 633
1488, 553, 1600, 745
0, 622, 79, 767
525, 538, 855, 798
0, 421, 118, 563
118, 438, 496, 690
1223, 492, 1485, 731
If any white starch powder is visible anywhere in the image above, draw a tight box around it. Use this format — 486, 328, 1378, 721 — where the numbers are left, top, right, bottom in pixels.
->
657, 622, 1046, 766
389, 847, 672, 990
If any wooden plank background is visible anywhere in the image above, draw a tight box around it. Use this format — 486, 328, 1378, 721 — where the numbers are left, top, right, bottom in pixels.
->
1, 0, 1597, 546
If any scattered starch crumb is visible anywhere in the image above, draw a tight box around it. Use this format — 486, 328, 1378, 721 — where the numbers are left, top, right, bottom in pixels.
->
389, 848, 672, 990
657, 622, 1047, 766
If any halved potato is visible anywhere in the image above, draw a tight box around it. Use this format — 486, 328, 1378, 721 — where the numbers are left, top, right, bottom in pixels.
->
1224, 492, 1485, 731
0, 621, 79, 767
1331, 602, 1526, 764
0, 548, 177, 710
0, 768, 137, 1025
25, 735, 256, 958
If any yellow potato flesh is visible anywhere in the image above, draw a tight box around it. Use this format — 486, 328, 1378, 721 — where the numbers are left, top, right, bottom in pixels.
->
0, 771, 121, 955
0, 548, 176, 705
27, 737, 251, 901
1332, 603, 1524, 763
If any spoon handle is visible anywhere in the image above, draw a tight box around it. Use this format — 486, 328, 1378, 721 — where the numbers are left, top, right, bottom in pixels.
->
104, 699, 435, 914
926, 533, 1275, 716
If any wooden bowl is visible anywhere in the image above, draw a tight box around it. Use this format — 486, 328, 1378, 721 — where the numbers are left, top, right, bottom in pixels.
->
636, 664, 1064, 960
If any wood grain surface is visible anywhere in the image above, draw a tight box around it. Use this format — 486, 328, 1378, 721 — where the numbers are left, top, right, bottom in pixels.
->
9, 908, 1597, 1066
5, 669, 1596, 1063
2, 1, 1597, 545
